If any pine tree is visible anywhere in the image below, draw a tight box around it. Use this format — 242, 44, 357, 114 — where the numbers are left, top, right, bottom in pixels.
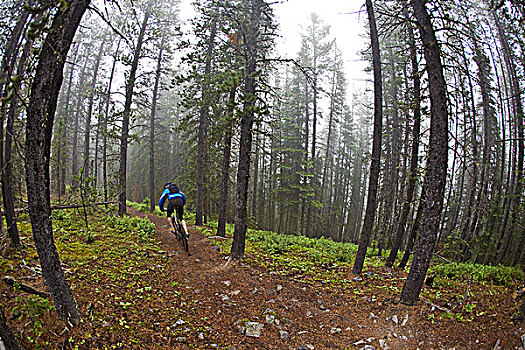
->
400, 0, 449, 304
25, 0, 90, 325
352, 0, 383, 275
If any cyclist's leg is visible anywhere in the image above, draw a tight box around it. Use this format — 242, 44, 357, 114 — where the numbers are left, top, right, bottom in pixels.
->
167, 202, 176, 232
177, 207, 188, 236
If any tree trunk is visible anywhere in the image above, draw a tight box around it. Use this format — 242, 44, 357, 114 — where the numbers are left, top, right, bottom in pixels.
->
25, 0, 89, 325
71, 55, 89, 192
257, 133, 267, 225
511, 229, 525, 266
306, 73, 319, 237
399, 189, 426, 269
386, 18, 421, 268
149, 38, 165, 212
379, 50, 400, 257
320, 48, 338, 213
252, 133, 259, 223
103, 39, 120, 205
269, 128, 277, 231
400, 0, 448, 305
458, 44, 479, 261
82, 37, 105, 182
118, 10, 150, 215
470, 33, 496, 263
3, 23, 36, 246
196, 18, 218, 225
301, 81, 309, 236
0, 1, 28, 94
93, 81, 105, 188
58, 41, 80, 197
0, 4, 30, 249
0, 305, 24, 350
494, 13, 524, 264
217, 85, 237, 237
352, 0, 383, 274
230, 0, 262, 260
348, 123, 366, 243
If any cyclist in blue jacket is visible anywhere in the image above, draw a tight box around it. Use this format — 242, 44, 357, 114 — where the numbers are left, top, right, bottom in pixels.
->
159, 183, 188, 237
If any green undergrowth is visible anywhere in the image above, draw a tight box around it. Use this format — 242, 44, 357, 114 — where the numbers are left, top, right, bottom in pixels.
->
197, 219, 523, 326
127, 198, 163, 216
430, 261, 524, 286
1, 206, 212, 349
198, 222, 386, 290
198, 220, 523, 288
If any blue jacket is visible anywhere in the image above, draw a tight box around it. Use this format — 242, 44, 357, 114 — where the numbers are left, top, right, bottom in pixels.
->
159, 189, 186, 210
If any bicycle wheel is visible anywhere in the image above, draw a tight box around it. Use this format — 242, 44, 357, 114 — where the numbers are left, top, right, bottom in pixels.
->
174, 215, 188, 252
172, 214, 180, 240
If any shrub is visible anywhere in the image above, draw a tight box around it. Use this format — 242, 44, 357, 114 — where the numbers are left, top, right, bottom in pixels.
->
127, 199, 150, 213
105, 215, 156, 242
431, 262, 524, 286
246, 229, 357, 263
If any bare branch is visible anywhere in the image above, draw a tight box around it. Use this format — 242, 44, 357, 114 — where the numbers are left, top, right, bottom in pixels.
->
87, 5, 131, 47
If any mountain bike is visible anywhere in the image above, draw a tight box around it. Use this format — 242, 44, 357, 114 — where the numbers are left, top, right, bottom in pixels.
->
172, 212, 189, 252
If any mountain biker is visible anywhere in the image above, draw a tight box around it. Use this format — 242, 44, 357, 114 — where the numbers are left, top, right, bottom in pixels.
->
159, 183, 189, 237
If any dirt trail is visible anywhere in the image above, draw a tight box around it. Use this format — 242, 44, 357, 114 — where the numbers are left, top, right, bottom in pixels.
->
128, 208, 423, 349
130, 208, 523, 350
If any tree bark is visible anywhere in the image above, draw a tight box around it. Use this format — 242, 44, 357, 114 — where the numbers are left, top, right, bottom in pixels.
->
217, 85, 237, 237
0, 2, 28, 95
379, 49, 400, 257
118, 9, 150, 215
301, 81, 309, 236
0, 4, 30, 249
269, 127, 277, 231
0, 305, 24, 350
230, 0, 262, 260
386, 18, 421, 268
470, 33, 496, 263
458, 44, 479, 260
320, 48, 338, 206
251, 133, 259, 223
149, 37, 165, 212
25, 0, 89, 325
399, 189, 426, 269
307, 74, 318, 236
58, 41, 80, 197
3, 27, 36, 246
494, 13, 524, 264
103, 39, 120, 205
400, 0, 448, 305
71, 55, 89, 192
352, 0, 383, 274
82, 36, 105, 182
196, 18, 218, 225
347, 122, 366, 243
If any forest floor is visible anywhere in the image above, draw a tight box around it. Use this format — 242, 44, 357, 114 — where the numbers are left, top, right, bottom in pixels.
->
1, 207, 524, 349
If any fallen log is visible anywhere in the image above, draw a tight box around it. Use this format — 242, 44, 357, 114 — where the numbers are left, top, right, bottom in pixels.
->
3, 276, 50, 299
207, 235, 232, 240
50, 201, 120, 210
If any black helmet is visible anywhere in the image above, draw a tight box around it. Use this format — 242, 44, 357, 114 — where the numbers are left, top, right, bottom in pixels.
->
164, 182, 172, 188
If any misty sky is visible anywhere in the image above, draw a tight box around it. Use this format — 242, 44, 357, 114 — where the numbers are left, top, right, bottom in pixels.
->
272, 0, 369, 87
